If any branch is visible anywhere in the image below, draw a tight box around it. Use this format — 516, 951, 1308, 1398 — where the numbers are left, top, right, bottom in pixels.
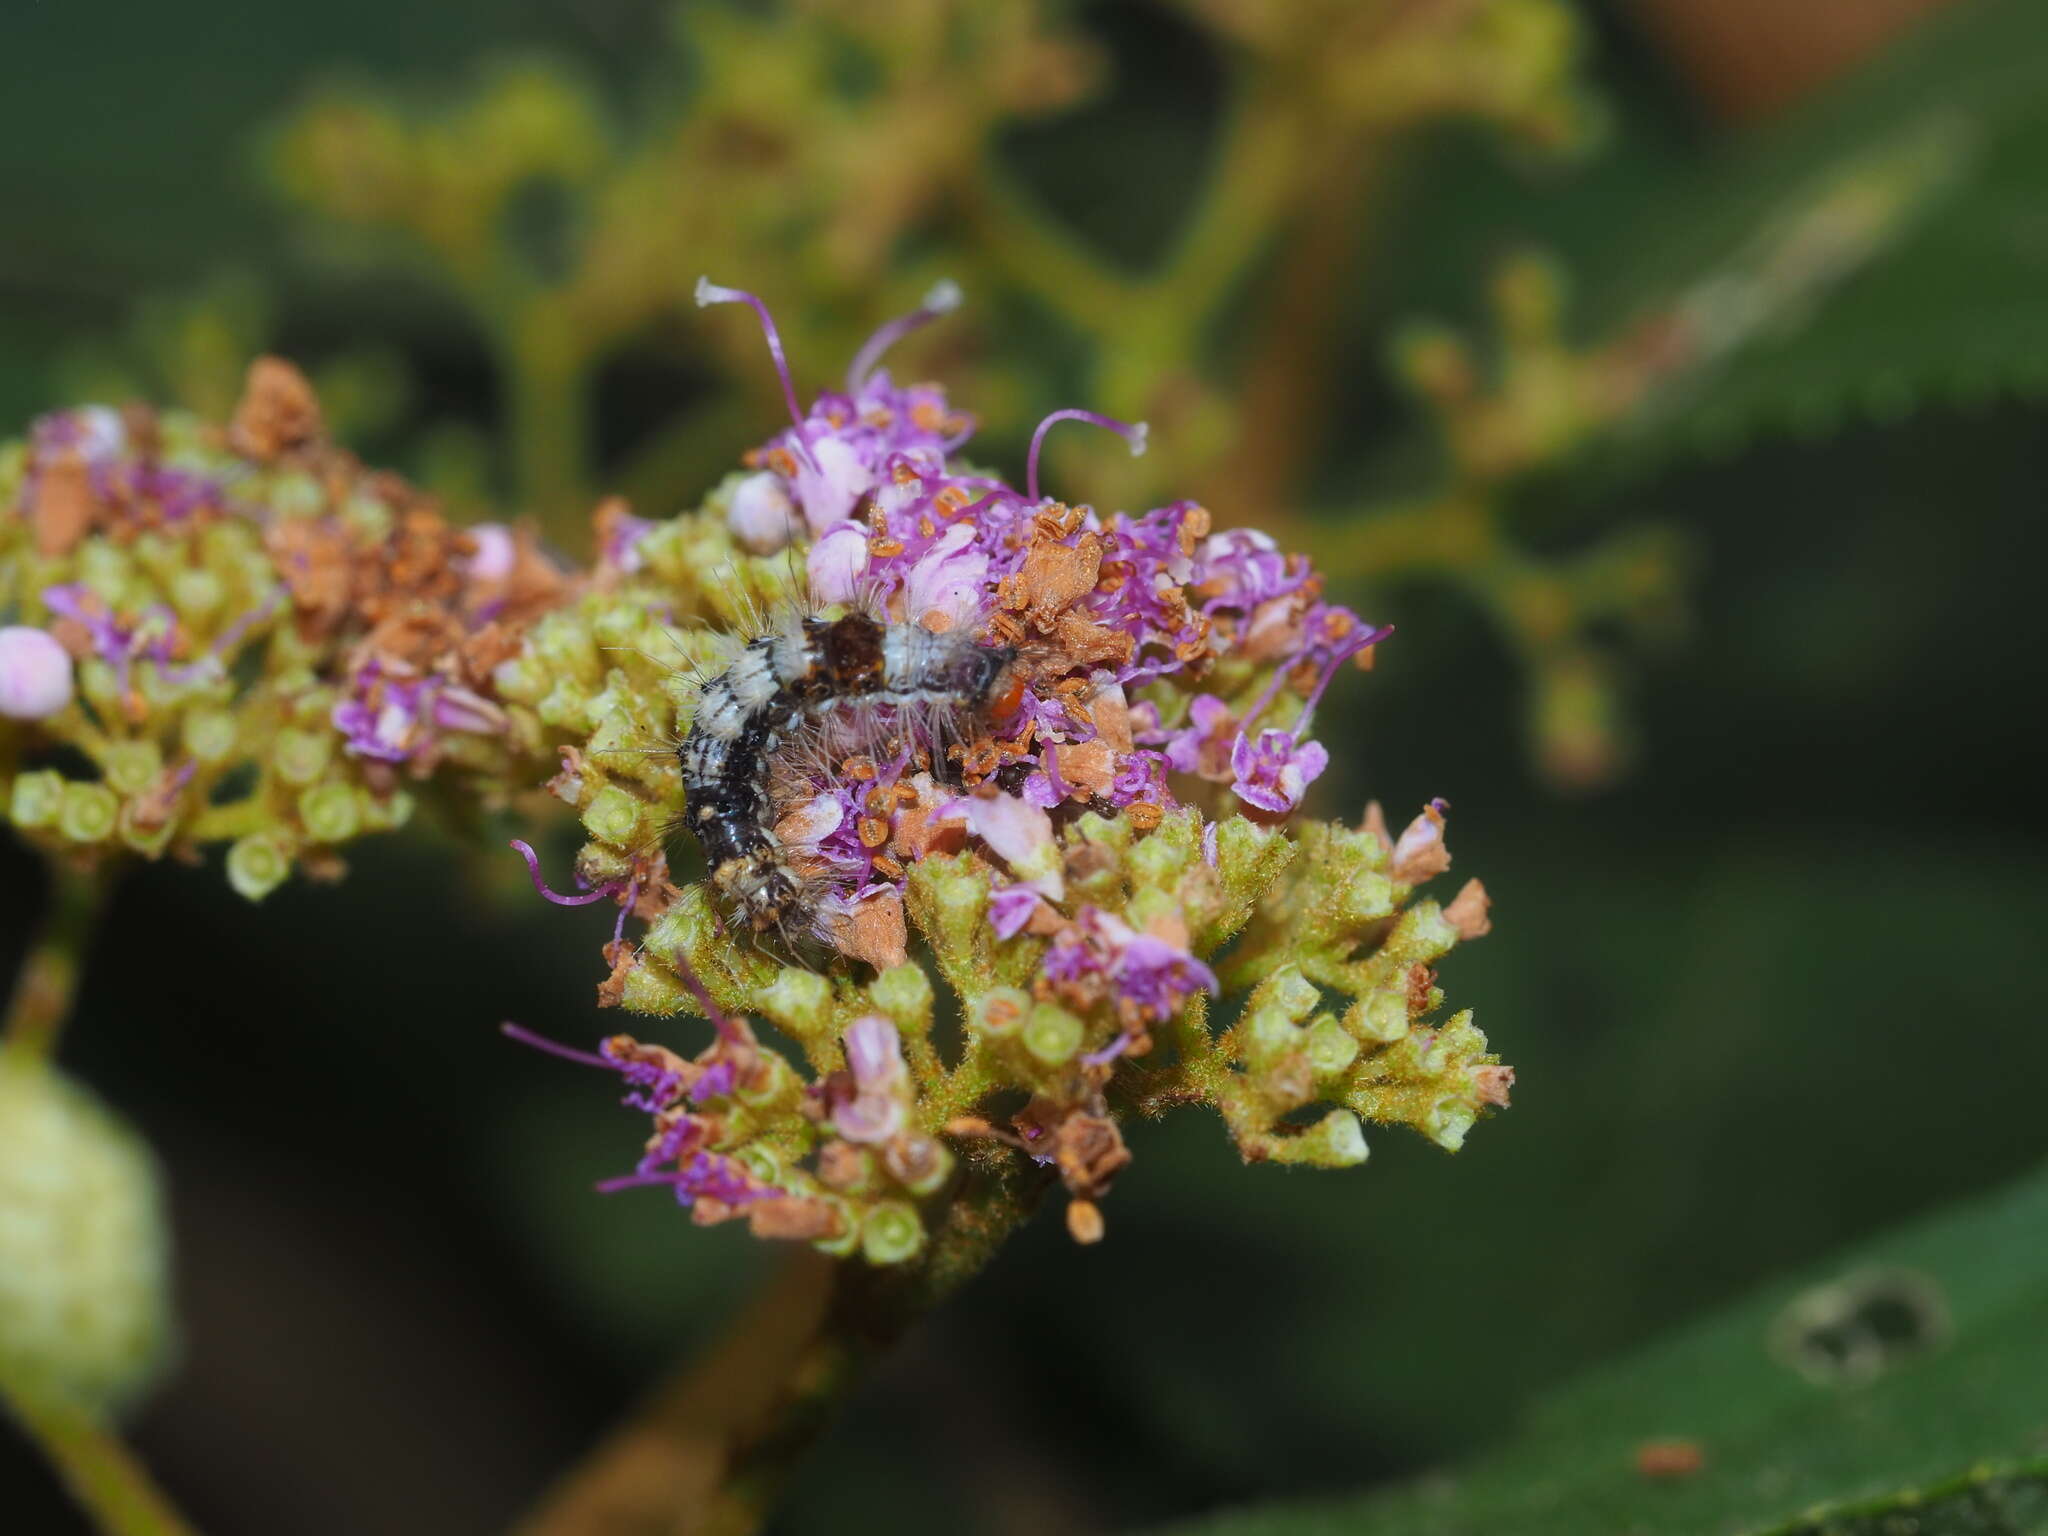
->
0, 1376, 201, 1536
3, 861, 107, 1064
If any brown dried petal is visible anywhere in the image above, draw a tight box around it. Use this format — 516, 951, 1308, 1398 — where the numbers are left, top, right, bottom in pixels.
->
31, 454, 95, 557
1444, 878, 1493, 939
1020, 532, 1103, 632
230, 356, 324, 461
834, 890, 908, 971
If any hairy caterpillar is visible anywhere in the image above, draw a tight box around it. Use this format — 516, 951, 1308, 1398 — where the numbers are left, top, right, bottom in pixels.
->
679, 609, 1016, 938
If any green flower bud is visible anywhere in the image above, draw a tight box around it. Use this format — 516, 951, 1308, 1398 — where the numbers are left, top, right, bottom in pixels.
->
181, 708, 238, 764
812, 1197, 861, 1258
491, 653, 549, 704
883, 1134, 954, 1198
1124, 886, 1181, 934
860, 1200, 926, 1266
530, 614, 601, 682
1338, 869, 1399, 926
619, 963, 686, 1016
538, 676, 597, 731
1023, 1003, 1083, 1067
734, 1144, 782, 1184
1349, 985, 1411, 1044
8, 770, 67, 829
0, 1059, 174, 1412
358, 789, 415, 833
1268, 1109, 1369, 1169
1305, 1016, 1360, 1077
117, 801, 177, 858
170, 566, 224, 620
298, 782, 361, 844
590, 603, 648, 650
970, 987, 1030, 1037
734, 1051, 800, 1110
1125, 831, 1186, 890
226, 832, 292, 901
753, 968, 835, 1041
1426, 1099, 1477, 1152
272, 728, 332, 786
58, 782, 121, 844
867, 963, 934, 1034
76, 659, 122, 713
1260, 966, 1321, 1024
1243, 1005, 1301, 1062
100, 740, 162, 798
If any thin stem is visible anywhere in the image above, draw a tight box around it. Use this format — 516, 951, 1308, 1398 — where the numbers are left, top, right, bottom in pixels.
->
0, 1375, 202, 1536
2, 861, 105, 1065
514, 1164, 1040, 1536
500, 303, 596, 552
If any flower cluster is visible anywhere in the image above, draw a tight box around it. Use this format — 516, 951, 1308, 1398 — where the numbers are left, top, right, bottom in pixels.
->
1, 299, 1511, 1267
0, 362, 559, 895
515, 288, 1510, 1257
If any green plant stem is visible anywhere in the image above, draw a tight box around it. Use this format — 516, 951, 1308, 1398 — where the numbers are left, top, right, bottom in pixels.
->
513, 1163, 1039, 1536
500, 303, 597, 551
2, 861, 105, 1065
0, 1376, 201, 1536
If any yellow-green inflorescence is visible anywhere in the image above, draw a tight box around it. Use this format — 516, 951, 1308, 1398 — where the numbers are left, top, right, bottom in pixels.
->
0, 362, 564, 893
0, 1055, 174, 1413
1, 322, 1512, 1272
504, 293, 1511, 1260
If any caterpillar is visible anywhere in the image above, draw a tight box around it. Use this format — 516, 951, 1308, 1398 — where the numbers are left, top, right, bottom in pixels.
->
679, 610, 1017, 938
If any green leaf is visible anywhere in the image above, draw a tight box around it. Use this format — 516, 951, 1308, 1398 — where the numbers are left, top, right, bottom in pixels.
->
1151, 1159, 2048, 1535
1585, 0, 2048, 472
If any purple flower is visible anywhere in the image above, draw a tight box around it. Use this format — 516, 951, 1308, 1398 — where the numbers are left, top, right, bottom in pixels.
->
1229, 728, 1329, 815
1116, 932, 1219, 1023
833, 1015, 911, 1145
333, 659, 506, 764
599, 507, 656, 574
1046, 907, 1218, 1025
988, 883, 1042, 939
1193, 528, 1310, 613
1164, 695, 1233, 777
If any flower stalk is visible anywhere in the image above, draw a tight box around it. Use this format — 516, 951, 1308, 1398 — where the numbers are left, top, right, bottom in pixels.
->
0, 1375, 201, 1536
518, 1161, 1040, 1536
2, 860, 106, 1065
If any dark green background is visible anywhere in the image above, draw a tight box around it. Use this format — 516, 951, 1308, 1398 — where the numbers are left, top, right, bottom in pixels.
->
3, 2, 2045, 1532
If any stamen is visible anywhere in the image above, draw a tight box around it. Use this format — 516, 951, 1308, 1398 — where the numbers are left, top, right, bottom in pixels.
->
500, 1021, 613, 1069
612, 875, 643, 948
1297, 621, 1394, 732
672, 956, 746, 1043
846, 279, 963, 391
695, 276, 809, 438
595, 1170, 689, 1195
1025, 409, 1148, 504
508, 837, 620, 906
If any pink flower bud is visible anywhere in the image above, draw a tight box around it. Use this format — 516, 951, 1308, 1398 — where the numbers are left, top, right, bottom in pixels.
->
0, 626, 75, 720
807, 522, 870, 607
464, 523, 518, 584
843, 1014, 904, 1090
795, 437, 874, 535
727, 472, 798, 555
902, 523, 988, 629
